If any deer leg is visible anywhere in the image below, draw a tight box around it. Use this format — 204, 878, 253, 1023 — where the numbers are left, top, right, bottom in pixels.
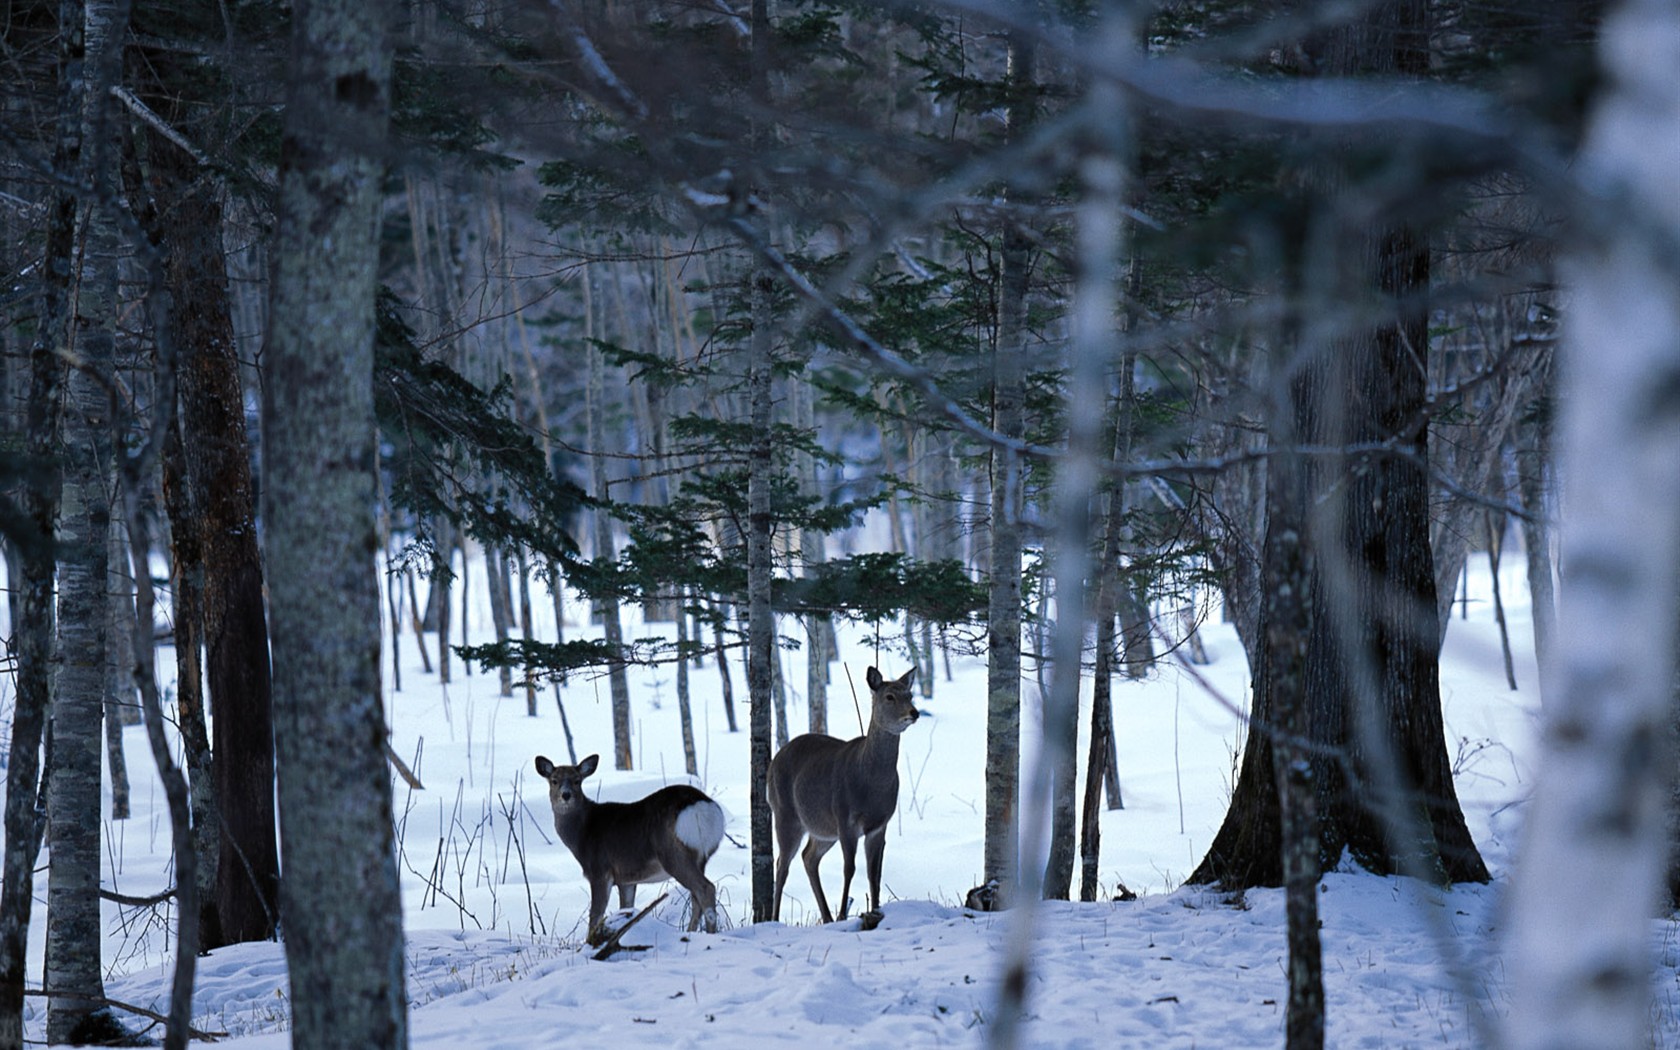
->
587, 875, 613, 946
618, 884, 637, 910
772, 810, 806, 921
836, 833, 859, 922
665, 850, 719, 933
801, 837, 838, 923
863, 826, 887, 914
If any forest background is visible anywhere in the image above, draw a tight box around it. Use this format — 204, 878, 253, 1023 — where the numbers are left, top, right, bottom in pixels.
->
1, 1, 1677, 1049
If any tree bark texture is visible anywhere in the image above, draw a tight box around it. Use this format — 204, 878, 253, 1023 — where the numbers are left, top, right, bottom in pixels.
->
264, 0, 408, 1044
1507, 3, 1680, 1045
746, 262, 777, 922
982, 28, 1034, 901
103, 512, 132, 821
0, 5, 77, 1039
585, 297, 633, 770
161, 424, 223, 949
46, 2, 126, 1039
148, 127, 281, 948
1189, 0, 1487, 890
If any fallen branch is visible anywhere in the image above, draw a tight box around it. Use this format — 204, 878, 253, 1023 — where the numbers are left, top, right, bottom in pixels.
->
23, 988, 227, 1041
590, 892, 668, 961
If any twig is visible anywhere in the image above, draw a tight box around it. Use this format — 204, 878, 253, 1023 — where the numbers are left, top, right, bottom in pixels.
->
385, 740, 424, 790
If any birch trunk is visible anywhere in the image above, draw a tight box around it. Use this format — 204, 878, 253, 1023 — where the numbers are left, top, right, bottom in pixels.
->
1506, 4, 1680, 1044
981, 27, 1033, 903
46, 1, 126, 1037
0, 3, 76, 1036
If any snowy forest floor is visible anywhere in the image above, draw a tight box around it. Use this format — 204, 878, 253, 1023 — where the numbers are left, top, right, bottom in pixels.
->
8, 555, 1680, 1048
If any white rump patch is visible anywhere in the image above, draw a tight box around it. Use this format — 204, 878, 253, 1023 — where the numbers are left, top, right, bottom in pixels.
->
674, 800, 726, 856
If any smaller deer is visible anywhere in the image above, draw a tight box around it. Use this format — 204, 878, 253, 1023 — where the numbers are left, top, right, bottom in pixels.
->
533, 753, 725, 945
769, 666, 920, 923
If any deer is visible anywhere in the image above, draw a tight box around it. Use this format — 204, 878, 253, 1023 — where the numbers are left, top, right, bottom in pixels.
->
533, 753, 726, 946
769, 665, 920, 924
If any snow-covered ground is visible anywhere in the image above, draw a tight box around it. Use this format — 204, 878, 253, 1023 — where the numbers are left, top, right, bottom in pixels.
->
14, 553, 1680, 1047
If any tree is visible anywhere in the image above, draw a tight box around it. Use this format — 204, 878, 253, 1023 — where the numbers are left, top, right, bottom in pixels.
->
264, 0, 407, 1045
1506, 1, 1680, 1044
138, 98, 281, 949
1188, 0, 1489, 891
0, 4, 74, 1040
45, 0, 129, 1040
981, 24, 1036, 907
745, 0, 777, 925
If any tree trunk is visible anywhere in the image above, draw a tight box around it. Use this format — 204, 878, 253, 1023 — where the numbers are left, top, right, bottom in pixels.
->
981, 27, 1034, 904
1515, 357, 1556, 680
745, 261, 776, 920
676, 586, 698, 776
486, 543, 515, 697
516, 546, 538, 715
713, 599, 739, 733
1265, 356, 1325, 1050
430, 515, 453, 682
0, 5, 75, 1035
148, 113, 281, 949
1507, 3, 1680, 1044
46, 2, 127, 1038
1486, 513, 1518, 690
265, 0, 408, 1044
1190, 0, 1486, 892
796, 379, 829, 734
104, 513, 132, 821
585, 284, 633, 769
161, 422, 222, 950
744, 0, 777, 924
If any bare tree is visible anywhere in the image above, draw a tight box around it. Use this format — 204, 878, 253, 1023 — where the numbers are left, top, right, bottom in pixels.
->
264, 0, 408, 1044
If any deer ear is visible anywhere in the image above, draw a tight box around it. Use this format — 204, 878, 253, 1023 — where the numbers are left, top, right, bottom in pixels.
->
535, 756, 554, 777
866, 666, 883, 690
899, 668, 916, 688
578, 754, 600, 778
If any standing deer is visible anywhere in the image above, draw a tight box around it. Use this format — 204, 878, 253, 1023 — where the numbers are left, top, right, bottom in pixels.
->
533, 753, 725, 945
769, 666, 920, 923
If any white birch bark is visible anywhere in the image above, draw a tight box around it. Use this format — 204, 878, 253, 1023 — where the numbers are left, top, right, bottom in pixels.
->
1505, 4, 1680, 1046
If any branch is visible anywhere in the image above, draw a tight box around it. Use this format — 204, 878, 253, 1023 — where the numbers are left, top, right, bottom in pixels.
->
22, 988, 227, 1041
108, 85, 211, 166
590, 891, 667, 960
100, 885, 175, 908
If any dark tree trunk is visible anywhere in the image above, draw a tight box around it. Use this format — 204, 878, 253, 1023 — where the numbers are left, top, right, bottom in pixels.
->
162, 423, 223, 949
746, 259, 776, 920
147, 124, 281, 948
1265, 368, 1324, 1050
1189, 0, 1487, 892
104, 514, 133, 820
516, 546, 538, 715
0, 7, 74, 1028
487, 544, 515, 697
265, 0, 408, 1044
713, 599, 739, 733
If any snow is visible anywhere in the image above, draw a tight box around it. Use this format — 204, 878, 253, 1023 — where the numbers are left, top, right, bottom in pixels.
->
14, 555, 1680, 1047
